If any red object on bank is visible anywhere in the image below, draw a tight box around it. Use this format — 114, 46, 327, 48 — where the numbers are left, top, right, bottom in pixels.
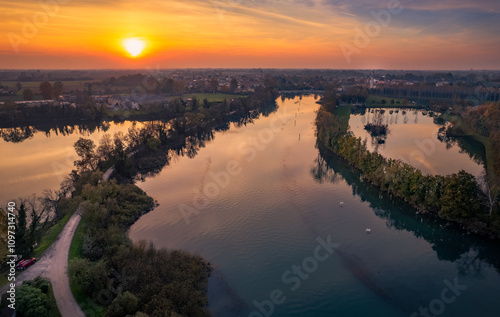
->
16, 258, 36, 270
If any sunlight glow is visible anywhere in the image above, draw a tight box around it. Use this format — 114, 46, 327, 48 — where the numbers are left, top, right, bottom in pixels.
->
123, 38, 145, 57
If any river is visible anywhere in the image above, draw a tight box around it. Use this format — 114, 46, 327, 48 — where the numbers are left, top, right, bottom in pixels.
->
127, 96, 500, 317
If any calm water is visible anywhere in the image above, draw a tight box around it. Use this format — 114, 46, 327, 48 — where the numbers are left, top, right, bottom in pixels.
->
0, 121, 140, 202
348, 108, 484, 177
128, 96, 500, 317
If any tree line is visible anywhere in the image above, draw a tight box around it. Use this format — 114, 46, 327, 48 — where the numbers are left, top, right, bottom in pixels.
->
315, 98, 500, 238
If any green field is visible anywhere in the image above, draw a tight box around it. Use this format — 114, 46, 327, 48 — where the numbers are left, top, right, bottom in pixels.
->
2, 80, 95, 92
180, 93, 247, 102
33, 212, 73, 258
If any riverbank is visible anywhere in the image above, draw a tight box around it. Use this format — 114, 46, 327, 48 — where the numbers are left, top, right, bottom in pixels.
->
316, 103, 500, 239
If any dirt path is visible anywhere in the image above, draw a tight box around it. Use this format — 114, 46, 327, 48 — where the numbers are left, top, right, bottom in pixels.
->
1, 165, 118, 316
0, 210, 85, 316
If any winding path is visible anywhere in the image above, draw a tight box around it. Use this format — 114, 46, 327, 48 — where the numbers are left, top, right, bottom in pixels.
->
0, 210, 85, 316
1, 166, 117, 316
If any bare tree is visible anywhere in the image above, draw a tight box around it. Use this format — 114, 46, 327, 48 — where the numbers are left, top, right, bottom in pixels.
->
479, 171, 498, 216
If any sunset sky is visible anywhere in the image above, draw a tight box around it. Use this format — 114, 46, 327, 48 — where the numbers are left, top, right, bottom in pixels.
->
1, 0, 499, 69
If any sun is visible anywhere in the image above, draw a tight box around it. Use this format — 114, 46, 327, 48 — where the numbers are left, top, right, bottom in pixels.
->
123, 38, 145, 58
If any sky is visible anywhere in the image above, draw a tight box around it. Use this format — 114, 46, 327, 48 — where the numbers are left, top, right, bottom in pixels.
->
1, 0, 499, 69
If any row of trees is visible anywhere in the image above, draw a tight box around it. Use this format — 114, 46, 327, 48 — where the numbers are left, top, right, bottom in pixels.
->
38, 81, 64, 100
316, 102, 500, 238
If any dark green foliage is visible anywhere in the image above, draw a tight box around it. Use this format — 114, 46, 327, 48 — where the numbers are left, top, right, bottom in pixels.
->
69, 258, 110, 299
17, 285, 50, 317
316, 105, 500, 237
113, 243, 211, 317
16, 278, 60, 317
69, 177, 211, 317
106, 291, 139, 317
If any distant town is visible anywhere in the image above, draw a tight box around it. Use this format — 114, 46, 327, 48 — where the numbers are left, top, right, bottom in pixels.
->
1, 69, 498, 115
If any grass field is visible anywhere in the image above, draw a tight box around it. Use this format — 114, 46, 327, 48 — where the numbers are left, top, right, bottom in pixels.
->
181, 93, 247, 102
2, 80, 95, 93
33, 212, 73, 259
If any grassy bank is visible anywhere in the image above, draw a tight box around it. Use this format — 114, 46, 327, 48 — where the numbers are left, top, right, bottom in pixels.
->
183, 93, 247, 102
0, 211, 73, 288
68, 215, 106, 317
33, 212, 73, 258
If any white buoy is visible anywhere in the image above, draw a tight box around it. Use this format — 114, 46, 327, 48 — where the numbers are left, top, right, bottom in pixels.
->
340, 202, 344, 207
366, 229, 371, 234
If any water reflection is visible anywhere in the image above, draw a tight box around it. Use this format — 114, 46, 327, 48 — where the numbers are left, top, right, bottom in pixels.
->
314, 143, 500, 275
0, 121, 113, 143
348, 107, 485, 177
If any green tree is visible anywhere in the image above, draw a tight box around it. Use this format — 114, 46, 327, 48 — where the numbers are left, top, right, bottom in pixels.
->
209, 78, 219, 92
39, 81, 52, 100
23, 88, 34, 101
16, 202, 28, 255
17, 284, 50, 317
230, 78, 238, 92
74, 138, 98, 173
53, 81, 64, 100
68, 258, 109, 297
0, 209, 9, 262
107, 292, 139, 317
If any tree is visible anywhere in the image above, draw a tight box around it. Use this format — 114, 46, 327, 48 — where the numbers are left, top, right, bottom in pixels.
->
17, 284, 50, 317
53, 81, 64, 100
16, 202, 28, 255
23, 88, 34, 100
1, 101, 18, 121
96, 134, 115, 162
0, 209, 9, 262
173, 80, 185, 94
479, 172, 499, 216
107, 292, 139, 317
230, 78, 238, 92
209, 78, 219, 92
73, 138, 98, 173
39, 81, 52, 100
